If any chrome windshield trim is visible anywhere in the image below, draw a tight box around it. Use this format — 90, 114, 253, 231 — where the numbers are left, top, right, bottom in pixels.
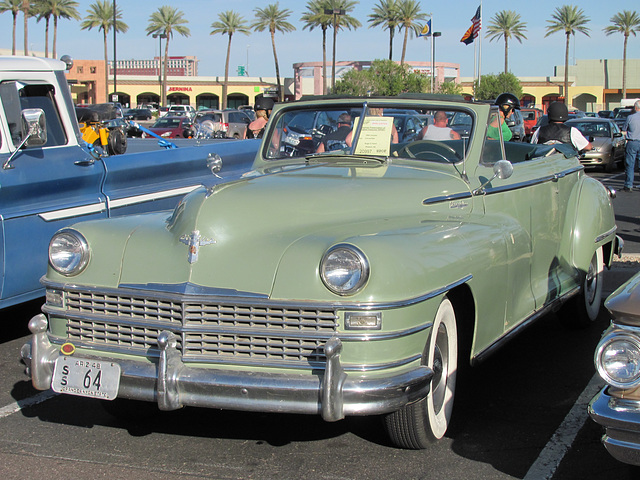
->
43, 274, 472, 311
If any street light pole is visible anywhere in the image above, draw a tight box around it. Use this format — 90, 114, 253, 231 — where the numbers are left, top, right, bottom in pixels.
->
431, 32, 441, 93
152, 32, 167, 106
324, 8, 345, 93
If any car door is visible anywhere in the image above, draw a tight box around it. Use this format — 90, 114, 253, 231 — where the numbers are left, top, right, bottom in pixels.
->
0, 79, 107, 308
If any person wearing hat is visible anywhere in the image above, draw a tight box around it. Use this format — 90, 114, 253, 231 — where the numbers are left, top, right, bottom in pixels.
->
622, 99, 640, 191
487, 92, 520, 141
316, 113, 352, 153
246, 96, 275, 139
530, 101, 592, 152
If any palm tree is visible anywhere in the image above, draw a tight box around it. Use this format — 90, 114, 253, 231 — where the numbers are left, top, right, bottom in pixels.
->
251, 3, 295, 103
486, 10, 528, 74
301, 0, 360, 95
603, 10, 640, 100
545, 5, 590, 104
0, 0, 24, 55
49, 0, 80, 59
211, 10, 250, 110
146, 6, 190, 108
396, 0, 427, 65
22, 0, 31, 55
34, 0, 52, 57
368, 0, 399, 61
80, 0, 128, 101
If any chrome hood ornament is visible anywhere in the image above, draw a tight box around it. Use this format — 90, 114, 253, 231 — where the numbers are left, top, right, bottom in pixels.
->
179, 230, 216, 264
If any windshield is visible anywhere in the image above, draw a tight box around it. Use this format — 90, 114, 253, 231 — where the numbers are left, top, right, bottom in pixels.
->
264, 103, 473, 163
568, 121, 611, 138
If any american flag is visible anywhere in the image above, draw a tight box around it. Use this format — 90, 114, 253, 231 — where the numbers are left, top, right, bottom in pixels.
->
460, 5, 481, 45
471, 6, 481, 39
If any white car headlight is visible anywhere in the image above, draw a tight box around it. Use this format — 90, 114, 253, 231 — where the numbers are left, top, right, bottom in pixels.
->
49, 229, 90, 276
595, 332, 640, 388
320, 244, 369, 296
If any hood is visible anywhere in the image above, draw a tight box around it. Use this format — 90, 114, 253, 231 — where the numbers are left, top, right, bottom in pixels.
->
116, 162, 472, 297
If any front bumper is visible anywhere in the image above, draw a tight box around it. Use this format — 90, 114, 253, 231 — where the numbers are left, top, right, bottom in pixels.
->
22, 314, 433, 422
589, 387, 640, 466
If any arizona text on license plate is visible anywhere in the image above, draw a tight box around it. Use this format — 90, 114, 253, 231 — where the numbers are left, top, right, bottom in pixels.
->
52, 356, 121, 400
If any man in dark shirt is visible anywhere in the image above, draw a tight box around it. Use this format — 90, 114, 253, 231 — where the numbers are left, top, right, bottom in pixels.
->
531, 101, 592, 152
316, 113, 352, 153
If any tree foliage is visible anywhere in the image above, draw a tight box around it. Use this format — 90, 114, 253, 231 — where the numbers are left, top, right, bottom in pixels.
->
603, 10, 640, 98
333, 59, 428, 96
473, 72, 522, 101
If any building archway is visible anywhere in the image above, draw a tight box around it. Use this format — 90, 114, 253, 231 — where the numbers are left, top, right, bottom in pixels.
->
573, 93, 597, 113
167, 92, 191, 105
196, 94, 219, 110
111, 92, 130, 107
520, 94, 536, 108
227, 93, 249, 109
136, 92, 160, 107
541, 93, 563, 113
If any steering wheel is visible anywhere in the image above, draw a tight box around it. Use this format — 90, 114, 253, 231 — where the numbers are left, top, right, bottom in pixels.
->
398, 140, 462, 162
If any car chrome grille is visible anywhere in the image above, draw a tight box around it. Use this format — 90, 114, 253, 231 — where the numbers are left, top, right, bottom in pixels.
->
61, 289, 338, 366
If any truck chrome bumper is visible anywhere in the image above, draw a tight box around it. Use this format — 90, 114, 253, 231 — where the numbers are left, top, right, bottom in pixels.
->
589, 387, 640, 466
22, 314, 433, 422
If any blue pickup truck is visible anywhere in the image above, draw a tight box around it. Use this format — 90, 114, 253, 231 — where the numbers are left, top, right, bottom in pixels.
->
0, 56, 258, 309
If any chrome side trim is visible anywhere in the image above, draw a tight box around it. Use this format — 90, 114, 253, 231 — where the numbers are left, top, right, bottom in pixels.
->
107, 185, 201, 210
422, 192, 472, 206
43, 274, 472, 311
38, 202, 106, 221
595, 225, 617, 244
483, 166, 583, 196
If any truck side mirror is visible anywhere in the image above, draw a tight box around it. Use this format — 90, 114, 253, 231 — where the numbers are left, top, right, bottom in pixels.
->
3, 108, 47, 169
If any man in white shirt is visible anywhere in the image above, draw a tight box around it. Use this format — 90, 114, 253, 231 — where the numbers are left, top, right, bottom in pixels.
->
420, 111, 461, 140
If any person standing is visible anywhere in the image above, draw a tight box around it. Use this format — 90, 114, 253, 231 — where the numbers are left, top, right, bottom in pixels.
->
623, 100, 640, 192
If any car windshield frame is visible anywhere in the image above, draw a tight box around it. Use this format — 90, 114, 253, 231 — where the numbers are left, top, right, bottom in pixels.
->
262, 101, 475, 165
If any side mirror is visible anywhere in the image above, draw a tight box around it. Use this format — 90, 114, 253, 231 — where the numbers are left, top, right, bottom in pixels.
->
473, 160, 513, 195
3, 108, 47, 169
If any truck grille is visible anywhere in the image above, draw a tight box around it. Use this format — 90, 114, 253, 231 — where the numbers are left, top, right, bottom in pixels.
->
60, 289, 339, 367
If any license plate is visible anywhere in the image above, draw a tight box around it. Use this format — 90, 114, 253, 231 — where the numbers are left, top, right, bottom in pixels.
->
52, 356, 121, 400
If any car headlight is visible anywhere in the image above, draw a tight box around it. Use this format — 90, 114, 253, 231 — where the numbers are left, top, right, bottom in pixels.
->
320, 244, 369, 296
49, 229, 89, 276
595, 332, 640, 388
161, 132, 171, 137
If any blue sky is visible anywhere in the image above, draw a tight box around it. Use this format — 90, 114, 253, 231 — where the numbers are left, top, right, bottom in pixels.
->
1, 0, 639, 79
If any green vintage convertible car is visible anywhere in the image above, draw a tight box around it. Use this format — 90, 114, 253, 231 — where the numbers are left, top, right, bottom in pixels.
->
23, 95, 621, 449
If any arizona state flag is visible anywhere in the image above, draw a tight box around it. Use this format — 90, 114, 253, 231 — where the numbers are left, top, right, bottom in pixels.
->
419, 19, 432, 37
460, 6, 481, 45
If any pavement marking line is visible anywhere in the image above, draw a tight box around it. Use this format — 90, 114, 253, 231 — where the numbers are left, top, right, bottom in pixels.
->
0, 391, 58, 420
523, 374, 603, 480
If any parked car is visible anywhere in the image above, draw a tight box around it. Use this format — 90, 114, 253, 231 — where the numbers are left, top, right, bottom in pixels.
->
590, 271, 640, 466
598, 110, 614, 119
565, 118, 626, 172
168, 105, 196, 118
146, 115, 193, 138
384, 112, 431, 142
23, 95, 621, 451
521, 108, 544, 141
158, 106, 169, 117
530, 111, 587, 138
123, 108, 153, 121
614, 108, 633, 130
192, 109, 252, 138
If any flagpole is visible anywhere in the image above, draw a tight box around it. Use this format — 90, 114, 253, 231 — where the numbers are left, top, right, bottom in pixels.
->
478, 0, 483, 87
430, 14, 434, 93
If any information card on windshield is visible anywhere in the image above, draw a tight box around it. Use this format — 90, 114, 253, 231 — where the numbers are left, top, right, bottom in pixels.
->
353, 116, 393, 156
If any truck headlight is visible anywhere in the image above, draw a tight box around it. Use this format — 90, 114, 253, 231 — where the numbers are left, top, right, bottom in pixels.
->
595, 332, 640, 388
320, 244, 369, 296
49, 229, 89, 276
